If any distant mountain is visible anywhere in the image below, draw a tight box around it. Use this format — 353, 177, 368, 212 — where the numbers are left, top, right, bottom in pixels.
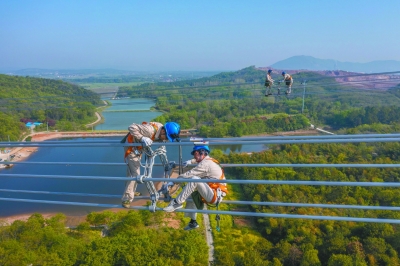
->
271, 55, 400, 73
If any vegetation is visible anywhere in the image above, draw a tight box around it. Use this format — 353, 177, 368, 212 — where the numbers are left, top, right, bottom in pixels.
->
0, 211, 208, 265
118, 66, 400, 137
209, 141, 400, 265
2, 67, 400, 264
3, 141, 400, 264
0, 74, 102, 141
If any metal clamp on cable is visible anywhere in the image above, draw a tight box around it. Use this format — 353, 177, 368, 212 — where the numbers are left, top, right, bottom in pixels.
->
167, 161, 176, 172
136, 175, 145, 184
158, 182, 172, 202
149, 199, 157, 212
216, 188, 223, 204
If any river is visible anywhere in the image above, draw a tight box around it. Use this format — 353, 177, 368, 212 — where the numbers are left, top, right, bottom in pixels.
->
95, 98, 163, 130
0, 98, 267, 219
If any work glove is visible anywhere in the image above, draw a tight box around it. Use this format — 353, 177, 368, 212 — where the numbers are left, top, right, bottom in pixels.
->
167, 181, 175, 188
141, 137, 153, 146
182, 160, 192, 168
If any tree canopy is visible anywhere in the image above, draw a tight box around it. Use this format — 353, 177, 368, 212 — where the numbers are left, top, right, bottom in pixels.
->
0, 74, 102, 140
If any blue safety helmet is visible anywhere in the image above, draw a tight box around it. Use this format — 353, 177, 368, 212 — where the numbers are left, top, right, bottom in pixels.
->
191, 145, 210, 155
164, 122, 181, 142
268, 70, 272, 74
282, 71, 286, 75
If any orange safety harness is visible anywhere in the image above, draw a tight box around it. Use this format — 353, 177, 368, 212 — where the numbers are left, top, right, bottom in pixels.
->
124, 122, 159, 159
202, 158, 228, 204
284, 74, 292, 81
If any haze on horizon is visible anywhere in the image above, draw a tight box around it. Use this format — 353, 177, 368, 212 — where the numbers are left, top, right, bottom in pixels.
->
1, 1, 399, 72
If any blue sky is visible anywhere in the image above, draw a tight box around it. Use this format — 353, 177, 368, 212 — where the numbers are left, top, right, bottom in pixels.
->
1, 1, 399, 71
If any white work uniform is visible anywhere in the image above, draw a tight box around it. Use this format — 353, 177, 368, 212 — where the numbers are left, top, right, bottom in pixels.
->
122, 122, 164, 202
265, 73, 275, 95
283, 73, 293, 94
175, 156, 226, 220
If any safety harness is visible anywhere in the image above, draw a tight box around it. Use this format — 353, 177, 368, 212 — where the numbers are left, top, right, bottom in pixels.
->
284, 74, 292, 81
124, 122, 159, 159
201, 158, 228, 204
203, 158, 228, 232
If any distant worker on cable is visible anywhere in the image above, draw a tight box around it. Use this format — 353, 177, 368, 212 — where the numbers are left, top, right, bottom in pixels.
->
121, 121, 181, 208
163, 145, 228, 231
281, 71, 293, 95
264, 69, 274, 96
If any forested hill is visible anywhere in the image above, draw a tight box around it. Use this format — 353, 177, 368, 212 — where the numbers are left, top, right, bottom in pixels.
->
0, 74, 102, 141
118, 66, 267, 94
118, 66, 400, 136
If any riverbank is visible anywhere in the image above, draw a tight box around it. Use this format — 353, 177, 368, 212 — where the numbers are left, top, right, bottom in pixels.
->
0, 131, 127, 168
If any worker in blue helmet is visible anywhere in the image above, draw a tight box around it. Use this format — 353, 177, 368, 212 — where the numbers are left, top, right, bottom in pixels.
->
164, 122, 181, 142
264, 69, 275, 97
121, 121, 180, 208
163, 144, 228, 231
281, 71, 293, 95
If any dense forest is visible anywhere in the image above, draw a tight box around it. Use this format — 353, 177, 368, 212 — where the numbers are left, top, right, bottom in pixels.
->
210, 141, 400, 265
0, 211, 208, 265
0, 74, 102, 141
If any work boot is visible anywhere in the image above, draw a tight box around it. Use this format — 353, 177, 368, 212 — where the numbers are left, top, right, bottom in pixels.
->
163, 199, 183, 212
184, 220, 199, 231
122, 200, 131, 208
134, 192, 141, 196
264, 94, 269, 97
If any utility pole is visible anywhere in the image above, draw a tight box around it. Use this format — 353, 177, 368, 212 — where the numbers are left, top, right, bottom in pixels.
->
47, 121, 49, 132
8, 135, 10, 142
301, 80, 307, 114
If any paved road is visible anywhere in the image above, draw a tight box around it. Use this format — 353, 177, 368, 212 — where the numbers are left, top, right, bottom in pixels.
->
85, 112, 102, 127
203, 207, 215, 264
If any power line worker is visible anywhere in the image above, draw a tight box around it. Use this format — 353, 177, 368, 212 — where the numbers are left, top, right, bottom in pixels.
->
163, 145, 227, 231
121, 121, 181, 208
264, 69, 274, 96
281, 71, 293, 94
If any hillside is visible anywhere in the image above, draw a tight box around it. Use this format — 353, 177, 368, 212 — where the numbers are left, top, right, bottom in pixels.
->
0, 74, 102, 141
271, 55, 400, 73
117, 66, 400, 135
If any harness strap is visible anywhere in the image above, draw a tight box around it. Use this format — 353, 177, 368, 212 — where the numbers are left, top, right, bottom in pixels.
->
201, 158, 228, 204
142, 122, 159, 139
124, 122, 159, 159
